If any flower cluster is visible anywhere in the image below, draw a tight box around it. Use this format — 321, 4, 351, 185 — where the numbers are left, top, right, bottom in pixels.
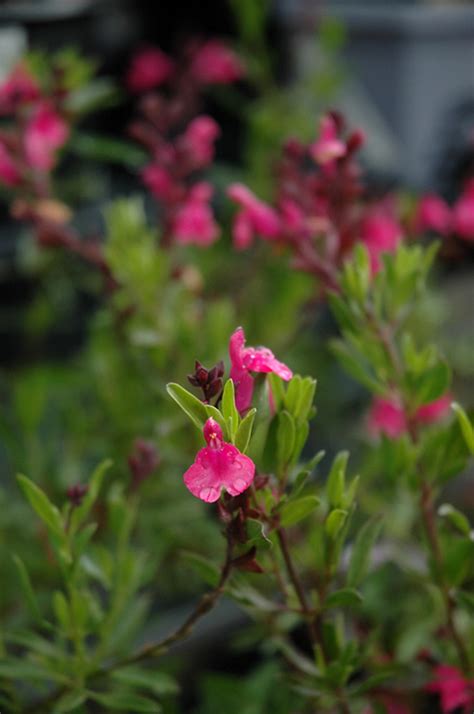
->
367, 393, 452, 440
227, 112, 403, 291
415, 179, 474, 244
126, 40, 243, 248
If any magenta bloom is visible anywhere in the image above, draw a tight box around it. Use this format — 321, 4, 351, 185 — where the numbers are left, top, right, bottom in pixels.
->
24, 104, 69, 171
190, 40, 244, 85
181, 115, 220, 166
183, 418, 255, 502
425, 665, 474, 713
310, 115, 346, 166
416, 393, 451, 424
125, 47, 174, 93
172, 182, 220, 246
141, 164, 173, 201
367, 397, 407, 440
0, 141, 21, 187
227, 183, 281, 250
0, 64, 39, 114
361, 211, 403, 274
415, 194, 452, 236
452, 178, 474, 242
229, 326, 293, 413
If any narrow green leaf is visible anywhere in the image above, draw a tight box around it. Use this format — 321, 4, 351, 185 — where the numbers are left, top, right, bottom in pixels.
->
111, 667, 179, 695
180, 552, 220, 587
277, 410, 296, 470
12, 555, 42, 622
70, 459, 112, 533
17, 475, 63, 538
455, 590, 474, 614
234, 408, 256, 453
325, 509, 348, 539
452, 402, 474, 454
347, 517, 382, 587
55, 690, 88, 713
283, 375, 303, 415
221, 379, 239, 438
53, 590, 70, 632
438, 503, 471, 536
324, 588, 363, 609
326, 452, 348, 508
294, 378, 317, 424
91, 691, 161, 712
166, 383, 208, 429
280, 495, 320, 527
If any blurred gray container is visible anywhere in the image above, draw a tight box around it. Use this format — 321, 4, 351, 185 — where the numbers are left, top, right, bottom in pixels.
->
275, 1, 474, 187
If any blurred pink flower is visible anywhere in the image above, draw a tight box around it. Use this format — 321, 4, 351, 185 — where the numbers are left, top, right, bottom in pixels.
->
173, 182, 220, 246
182, 115, 220, 166
229, 326, 293, 413
310, 115, 346, 165
415, 194, 452, 236
0, 64, 39, 114
425, 664, 474, 713
367, 397, 407, 440
416, 393, 451, 424
24, 104, 69, 171
125, 47, 174, 93
361, 211, 403, 274
141, 164, 173, 200
190, 40, 244, 84
227, 183, 281, 249
452, 178, 474, 242
0, 141, 21, 186
183, 418, 255, 502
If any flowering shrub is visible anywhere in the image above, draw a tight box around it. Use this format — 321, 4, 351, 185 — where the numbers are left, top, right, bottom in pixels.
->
0, 36, 473, 714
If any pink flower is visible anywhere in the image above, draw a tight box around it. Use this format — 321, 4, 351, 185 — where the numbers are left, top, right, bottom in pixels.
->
452, 179, 474, 242
141, 164, 173, 200
183, 418, 255, 502
425, 664, 474, 713
125, 47, 174, 93
229, 326, 293, 413
0, 141, 21, 186
181, 115, 220, 166
367, 397, 407, 440
361, 211, 403, 274
415, 194, 452, 236
173, 182, 220, 246
24, 104, 69, 171
0, 64, 39, 114
310, 115, 346, 165
227, 183, 281, 250
190, 40, 244, 85
416, 393, 451, 424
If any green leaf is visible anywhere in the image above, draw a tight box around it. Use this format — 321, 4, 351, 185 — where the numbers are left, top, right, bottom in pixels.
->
330, 340, 385, 395
411, 361, 451, 406
326, 452, 348, 508
70, 459, 112, 533
324, 588, 363, 609
0, 659, 68, 683
455, 590, 474, 614
111, 667, 179, 695
277, 410, 296, 471
55, 690, 88, 713
91, 691, 161, 712
294, 378, 317, 424
452, 402, 474, 454
69, 130, 146, 167
246, 519, 273, 550
53, 590, 70, 631
234, 408, 256, 453
12, 554, 42, 622
438, 503, 471, 536
283, 376, 302, 415
325, 509, 348, 539
221, 379, 239, 439
17, 475, 63, 538
347, 517, 383, 587
181, 552, 220, 587
166, 383, 209, 430
280, 496, 320, 527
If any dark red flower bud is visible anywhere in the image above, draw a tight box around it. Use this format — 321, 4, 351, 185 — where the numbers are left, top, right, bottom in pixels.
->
128, 438, 160, 489
187, 359, 225, 403
67, 484, 88, 507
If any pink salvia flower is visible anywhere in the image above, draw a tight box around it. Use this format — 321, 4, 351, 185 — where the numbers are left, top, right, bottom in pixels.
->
367, 397, 407, 440
173, 182, 220, 246
0, 64, 39, 114
361, 211, 403, 274
310, 115, 346, 165
229, 326, 293, 413
125, 47, 174, 93
182, 115, 220, 166
415, 194, 452, 236
452, 178, 474, 242
141, 164, 173, 200
425, 665, 474, 713
227, 183, 281, 249
24, 104, 69, 171
416, 393, 451, 424
183, 418, 255, 502
190, 40, 244, 84
0, 141, 21, 186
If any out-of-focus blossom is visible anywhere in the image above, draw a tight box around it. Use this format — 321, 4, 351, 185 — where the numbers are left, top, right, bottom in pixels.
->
310, 114, 346, 165
361, 210, 403, 274
128, 438, 160, 489
183, 418, 255, 502
141, 164, 173, 201
416, 393, 451, 424
452, 178, 474, 242
190, 40, 244, 84
66, 483, 88, 507
0, 140, 21, 186
227, 183, 281, 250
125, 47, 174, 93
367, 397, 407, 440
415, 194, 452, 236
24, 103, 69, 171
172, 182, 220, 246
181, 115, 220, 166
425, 664, 474, 713
229, 326, 292, 413
0, 64, 39, 114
